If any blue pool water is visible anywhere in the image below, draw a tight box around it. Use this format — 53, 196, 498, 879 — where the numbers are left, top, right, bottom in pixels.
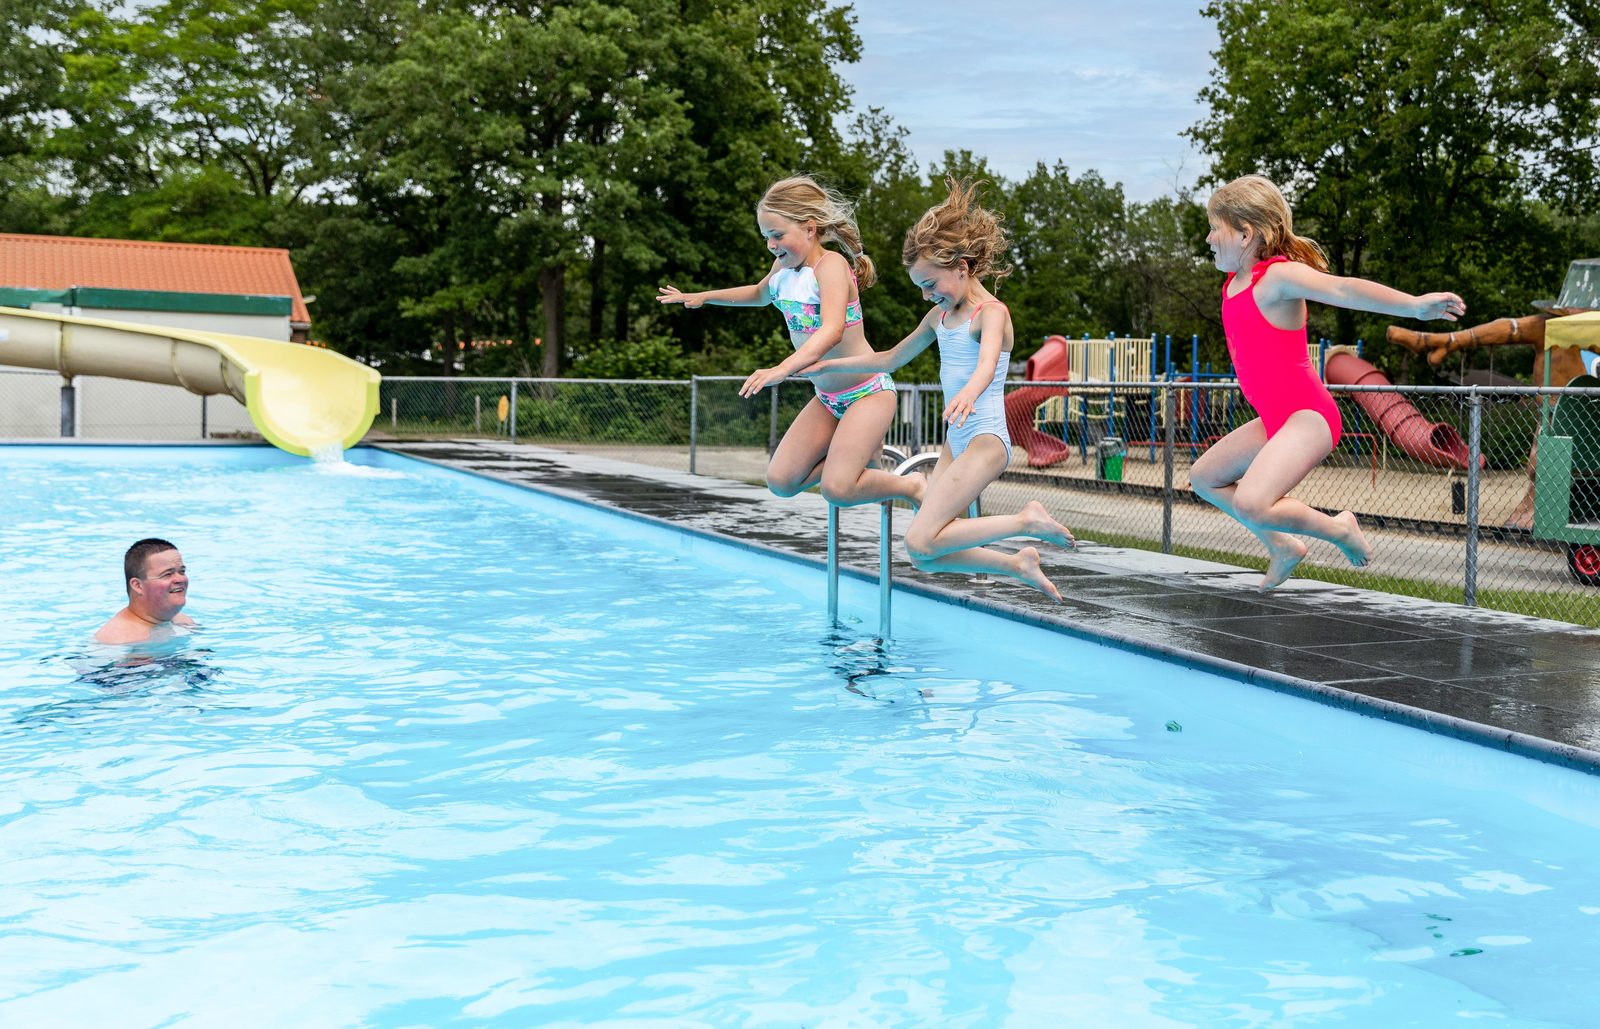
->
2, 445, 1599, 1026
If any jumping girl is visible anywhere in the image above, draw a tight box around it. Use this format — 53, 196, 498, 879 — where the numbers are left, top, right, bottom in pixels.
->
657, 176, 922, 510
1196, 174, 1466, 589
802, 179, 1076, 600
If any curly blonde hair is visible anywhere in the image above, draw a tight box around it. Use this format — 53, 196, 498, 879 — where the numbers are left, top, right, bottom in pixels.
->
901, 177, 1011, 282
1207, 174, 1329, 272
757, 176, 877, 288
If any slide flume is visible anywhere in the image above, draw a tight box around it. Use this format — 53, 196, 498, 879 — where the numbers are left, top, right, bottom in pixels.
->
0, 306, 379, 456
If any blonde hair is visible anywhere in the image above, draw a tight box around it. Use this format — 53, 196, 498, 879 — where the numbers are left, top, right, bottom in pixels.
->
901, 178, 1011, 282
1207, 174, 1328, 272
757, 176, 877, 288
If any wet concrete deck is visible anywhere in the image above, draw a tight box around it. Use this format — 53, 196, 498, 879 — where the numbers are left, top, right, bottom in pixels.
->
380, 440, 1600, 774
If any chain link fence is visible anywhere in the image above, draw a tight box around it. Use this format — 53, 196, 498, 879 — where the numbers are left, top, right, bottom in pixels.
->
7, 369, 1597, 625
374, 374, 1600, 626
0, 370, 255, 440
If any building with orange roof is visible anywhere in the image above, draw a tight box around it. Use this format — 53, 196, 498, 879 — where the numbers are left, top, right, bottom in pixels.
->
0, 233, 311, 342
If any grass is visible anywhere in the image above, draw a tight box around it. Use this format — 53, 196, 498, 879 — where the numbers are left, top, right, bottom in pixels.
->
1083, 527, 1600, 628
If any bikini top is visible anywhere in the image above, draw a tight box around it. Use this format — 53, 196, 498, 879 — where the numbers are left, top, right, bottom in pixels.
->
935, 301, 1011, 395
768, 264, 864, 334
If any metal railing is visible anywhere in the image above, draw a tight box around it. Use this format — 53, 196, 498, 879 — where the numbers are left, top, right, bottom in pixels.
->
823, 450, 981, 639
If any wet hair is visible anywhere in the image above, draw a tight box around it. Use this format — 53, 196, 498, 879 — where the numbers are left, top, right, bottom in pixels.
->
124, 538, 178, 593
901, 177, 1011, 283
757, 176, 877, 288
1206, 174, 1329, 272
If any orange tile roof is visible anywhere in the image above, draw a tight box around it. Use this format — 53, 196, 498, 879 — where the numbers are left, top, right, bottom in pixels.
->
0, 233, 310, 325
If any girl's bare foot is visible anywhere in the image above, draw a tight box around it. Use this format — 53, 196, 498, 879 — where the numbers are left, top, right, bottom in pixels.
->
1259, 536, 1308, 591
903, 472, 927, 511
1013, 546, 1063, 602
1019, 500, 1077, 549
1332, 510, 1372, 567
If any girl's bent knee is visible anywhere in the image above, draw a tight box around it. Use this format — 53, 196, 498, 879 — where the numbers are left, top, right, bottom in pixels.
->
904, 532, 938, 564
819, 479, 858, 506
766, 477, 805, 499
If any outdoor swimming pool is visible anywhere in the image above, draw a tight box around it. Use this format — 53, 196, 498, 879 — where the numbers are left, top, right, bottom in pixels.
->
3, 445, 1599, 1025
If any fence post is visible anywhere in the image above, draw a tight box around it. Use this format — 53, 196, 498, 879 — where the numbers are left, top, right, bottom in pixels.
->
474, 394, 482, 433
769, 385, 780, 455
1464, 390, 1483, 607
1163, 385, 1176, 554
689, 376, 699, 474
509, 381, 518, 443
390, 397, 398, 430
60, 377, 76, 437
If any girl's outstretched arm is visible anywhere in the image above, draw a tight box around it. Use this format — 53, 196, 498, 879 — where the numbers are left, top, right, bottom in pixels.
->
658, 261, 778, 309
799, 308, 941, 378
1264, 262, 1466, 321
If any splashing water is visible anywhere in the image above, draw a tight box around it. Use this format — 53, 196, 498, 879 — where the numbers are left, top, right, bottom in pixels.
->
310, 441, 345, 464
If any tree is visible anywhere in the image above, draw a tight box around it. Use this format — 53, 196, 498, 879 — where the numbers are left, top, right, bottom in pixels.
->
1190, 0, 1600, 372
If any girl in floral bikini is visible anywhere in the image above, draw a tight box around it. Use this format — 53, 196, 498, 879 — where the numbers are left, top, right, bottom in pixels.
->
1196, 175, 1466, 589
657, 176, 923, 510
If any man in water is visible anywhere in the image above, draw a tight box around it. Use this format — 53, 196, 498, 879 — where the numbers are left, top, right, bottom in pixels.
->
95, 538, 197, 644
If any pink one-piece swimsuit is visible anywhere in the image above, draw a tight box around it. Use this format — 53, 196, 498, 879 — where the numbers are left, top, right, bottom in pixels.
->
1221, 255, 1342, 446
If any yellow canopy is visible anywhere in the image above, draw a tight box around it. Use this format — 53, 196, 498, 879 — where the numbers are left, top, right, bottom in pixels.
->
1545, 311, 1600, 350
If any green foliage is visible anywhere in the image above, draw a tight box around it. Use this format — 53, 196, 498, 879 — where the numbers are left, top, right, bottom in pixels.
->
1190, 0, 1600, 378
9, 0, 1595, 389
568, 336, 691, 380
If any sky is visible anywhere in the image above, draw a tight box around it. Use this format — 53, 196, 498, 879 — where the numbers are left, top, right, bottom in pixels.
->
837, 1, 1219, 201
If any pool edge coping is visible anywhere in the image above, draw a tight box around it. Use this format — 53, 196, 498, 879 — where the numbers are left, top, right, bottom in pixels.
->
376, 443, 1600, 777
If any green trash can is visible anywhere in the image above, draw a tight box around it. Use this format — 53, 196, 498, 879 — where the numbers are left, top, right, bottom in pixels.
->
1097, 436, 1126, 482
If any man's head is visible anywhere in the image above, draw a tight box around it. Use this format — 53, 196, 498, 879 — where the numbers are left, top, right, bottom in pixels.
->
123, 538, 188, 620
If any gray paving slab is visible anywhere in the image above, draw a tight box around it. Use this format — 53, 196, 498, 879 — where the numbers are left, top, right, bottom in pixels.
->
378, 439, 1600, 773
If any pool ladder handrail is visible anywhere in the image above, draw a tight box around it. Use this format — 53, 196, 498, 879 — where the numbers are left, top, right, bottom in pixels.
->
826, 448, 980, 638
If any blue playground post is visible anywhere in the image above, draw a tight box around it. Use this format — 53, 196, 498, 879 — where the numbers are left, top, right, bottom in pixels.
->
1189, 333, 1201, 452
1108, 332, 1118, 439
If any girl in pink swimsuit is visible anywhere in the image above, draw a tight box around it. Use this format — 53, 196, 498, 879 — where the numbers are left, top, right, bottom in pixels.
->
656, 176, 922, 511
1194, 175, 1466, 589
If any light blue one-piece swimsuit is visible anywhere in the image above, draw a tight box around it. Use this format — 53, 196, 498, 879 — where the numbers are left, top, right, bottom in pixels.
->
936, 304, 1012, 462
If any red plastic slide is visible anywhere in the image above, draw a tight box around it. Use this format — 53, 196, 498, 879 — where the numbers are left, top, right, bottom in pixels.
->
1323, 350, 1483, 470
1003, 336, 1074, 467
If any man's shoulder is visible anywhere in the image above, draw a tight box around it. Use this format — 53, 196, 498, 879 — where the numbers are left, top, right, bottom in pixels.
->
94, 610, 150, 645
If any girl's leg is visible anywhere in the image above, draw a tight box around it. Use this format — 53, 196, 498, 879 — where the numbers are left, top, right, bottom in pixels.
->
1231, 410, 1371, 566
765, 398, 837, 497
903, 437, 1065, 600
1189, 418, 1313, 589
818, 390, 925, 507
1191, 412, 1371, 588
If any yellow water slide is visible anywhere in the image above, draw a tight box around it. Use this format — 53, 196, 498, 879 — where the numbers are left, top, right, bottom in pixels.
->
0, 306, 379, 456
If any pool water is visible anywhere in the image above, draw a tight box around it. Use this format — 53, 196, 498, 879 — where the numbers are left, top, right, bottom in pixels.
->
2, 445, 1598, 1026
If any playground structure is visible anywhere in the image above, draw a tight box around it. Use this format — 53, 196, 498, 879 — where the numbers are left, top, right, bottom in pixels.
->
0, 306, 380, 456
1001, 331, 1480, 475
1387, 258, 1600, 533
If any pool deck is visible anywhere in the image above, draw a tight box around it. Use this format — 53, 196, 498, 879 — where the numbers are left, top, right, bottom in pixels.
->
382, 439, 1600, 774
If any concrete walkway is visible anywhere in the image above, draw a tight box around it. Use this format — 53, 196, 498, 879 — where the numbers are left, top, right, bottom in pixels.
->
381, 440, 1600, 774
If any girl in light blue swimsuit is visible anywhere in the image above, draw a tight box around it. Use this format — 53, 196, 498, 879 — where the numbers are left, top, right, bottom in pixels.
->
657, 176, 923, 511
802, 179, 1077, 601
